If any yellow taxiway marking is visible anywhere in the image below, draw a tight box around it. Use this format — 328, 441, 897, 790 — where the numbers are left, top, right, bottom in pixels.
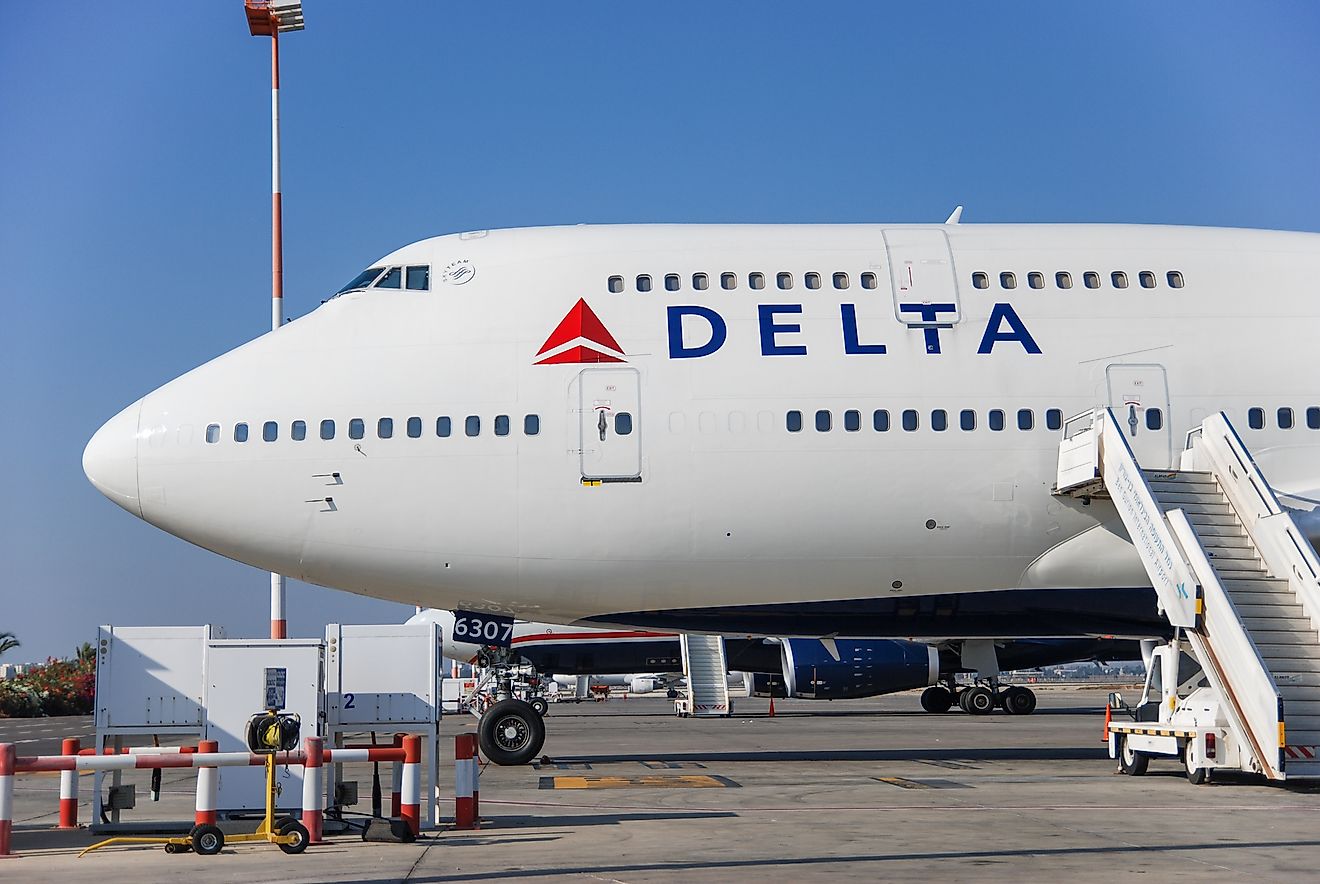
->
873, 777, 934, 790
540, 774, 738, 790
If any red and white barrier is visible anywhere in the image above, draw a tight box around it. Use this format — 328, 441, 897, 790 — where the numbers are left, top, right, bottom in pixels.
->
454, 733, 480, 830
195, 739, 219, 826
302, 736, 324, 844
0, 743, 13, 857
58, 738, 79, 829
401, 735, 421, 835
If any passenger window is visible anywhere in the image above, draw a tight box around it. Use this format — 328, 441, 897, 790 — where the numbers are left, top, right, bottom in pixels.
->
833, 272, 850, 289
1083, 272, 1100, 289
960, 409, 976, 431
972, 272, 988, 289
902, 409, 919, 432
263, 421, 278, 442
1112, 271, 1129, 289
495, 414, 510, 436
349, 418, 364, 440
608, 275, 624, 294
1046, 408, 1063, 431
805, 272, 821, 290
436, 416, 452, 438
721, 272, 737, 290
376, 268, 402, 289
636, 274, 652, 293
1146, 408, 1163, 431
749, 272, 765, 290
1278, 407, 1294, 430
1000, 272, 1016, 289
693, 273, 709, 291
320, 419, 335, 440
1307, 407, 1320, 429
1027, 271, 1044, 289
1168, 271, 1185, 288
1248, 407, 1264, 430
234, 422, 249, 443
873, 409, 890, 432
524, 414, 540, 436
205, 423, 220, 443
777, 272, 793, 290
786, 410, 803, 432
989, 409, 1005, 431
815, 410, 832, 432
1056, 271, 1072, 289
1017, 409, 1034, 430
291, 420, 306, 441
1139, 270, 1156, 288
615, 413, 633, 435
378, 417, 393, 439
665, 273, 680, 292
465, 416, 480, 437
407, 417, 422, 438
405, 265, 429, 290
861, 272, 878, 289
931, 409, 948, 431
844, 409, 860, 431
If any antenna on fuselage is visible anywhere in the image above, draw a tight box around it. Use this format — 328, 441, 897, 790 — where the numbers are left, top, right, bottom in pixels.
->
944, 205, 964, 224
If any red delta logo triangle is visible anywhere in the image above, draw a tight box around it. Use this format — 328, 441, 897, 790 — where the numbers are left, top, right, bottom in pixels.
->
534, 298, 626, 364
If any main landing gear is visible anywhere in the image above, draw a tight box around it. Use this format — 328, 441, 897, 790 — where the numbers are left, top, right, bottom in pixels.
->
471, 646, 548, 765
920, 679, 1037, 716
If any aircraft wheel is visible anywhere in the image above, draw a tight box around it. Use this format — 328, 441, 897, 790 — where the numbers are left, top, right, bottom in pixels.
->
1119, 736, 1149, 776
962, 686, 996, 715
920, 686, 954, 714
1001, 686, 1037, 715
189, 823, 225, 856
478, 699, 546, 765
530, 697, 549, 717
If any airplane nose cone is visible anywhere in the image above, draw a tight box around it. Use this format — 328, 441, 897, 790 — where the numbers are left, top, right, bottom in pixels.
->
83, 400, 142, 518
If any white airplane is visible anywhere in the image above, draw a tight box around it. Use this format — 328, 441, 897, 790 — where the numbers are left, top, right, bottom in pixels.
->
82, 221, 1320, 753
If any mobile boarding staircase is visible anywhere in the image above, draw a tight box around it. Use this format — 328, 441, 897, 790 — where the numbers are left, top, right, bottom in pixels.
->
677, 633, 732, 717
1056, 408, 1320, 779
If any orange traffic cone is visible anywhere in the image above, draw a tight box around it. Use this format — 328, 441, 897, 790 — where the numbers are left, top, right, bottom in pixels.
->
768, 696, 776, 718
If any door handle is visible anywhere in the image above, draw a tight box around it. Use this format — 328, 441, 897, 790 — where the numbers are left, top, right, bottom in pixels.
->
598, 410, 608, 442
1127, 404, 1138, 437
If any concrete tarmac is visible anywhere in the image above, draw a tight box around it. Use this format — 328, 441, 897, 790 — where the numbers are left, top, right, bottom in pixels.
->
5, 687, 1320, 882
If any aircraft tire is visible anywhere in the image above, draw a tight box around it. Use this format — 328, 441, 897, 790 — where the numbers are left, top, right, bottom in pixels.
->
530, 697, 549, 717
1119, 736, 1149, 776
962, 686, 996, 715
478, 699, 546, 765
1001, 686, 1037, 715
920, 686, 955, 714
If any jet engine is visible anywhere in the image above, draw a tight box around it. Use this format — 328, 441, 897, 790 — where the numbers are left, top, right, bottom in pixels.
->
752, 638, 939, 699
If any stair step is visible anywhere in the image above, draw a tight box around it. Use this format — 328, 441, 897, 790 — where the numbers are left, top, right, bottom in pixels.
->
1286, 714, 1320, 733
1224, 577, 1291, 592
1156, 490, 1228, 506
1275, 671, 1320, 687
1253, 631, 1320, 646
1269, 658, 1320, 673
1184, 513, 1245, 529
1260, 644, 1320, 660
1236, 602, 1305, 618
1287, 729, 1320, 744
1172, 502, 1233, 516
1285, 761, 1320, 779
1217, 565, 1272, 580
1242, 617, 1310, 632
1189, 524, 1248, 539
1285, 701, 1320, 717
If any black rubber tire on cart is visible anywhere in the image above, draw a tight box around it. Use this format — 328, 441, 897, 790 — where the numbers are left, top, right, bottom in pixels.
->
277, 817, 311, 854
962, 686, 996, 715
1118, 735, 1150, 776
1184, 749, 1210, 785
478, 698, 547, 765
920, 686, 955, 714
1001, 686, 1038, 716
190, 823, 225, 856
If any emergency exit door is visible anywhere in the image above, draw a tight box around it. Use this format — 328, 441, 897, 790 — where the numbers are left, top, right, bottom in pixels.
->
579, 367, 641, 482
883, 228, 962, 326
1106, 363, 1172, 468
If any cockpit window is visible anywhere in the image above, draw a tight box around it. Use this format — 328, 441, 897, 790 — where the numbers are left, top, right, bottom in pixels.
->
337, 267, 385, 293
406, 265, 430, 290
375, 268, 402, 289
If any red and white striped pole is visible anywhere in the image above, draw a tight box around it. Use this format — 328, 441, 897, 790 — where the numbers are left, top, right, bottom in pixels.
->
390, 734, 402, 818
0, 743, 14, 857
301, 736, 323, 843
194, 739, 219, 827
58, 738, 79, 829
267, 14, 288, 641
400, 735, 421, 836
454, 734, 480, 830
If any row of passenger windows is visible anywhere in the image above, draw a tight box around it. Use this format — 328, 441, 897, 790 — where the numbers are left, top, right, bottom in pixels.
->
608, 270, 878, 294
205, 414, 542, 443
971, 269, 1185, 291
1248, 406, 1320, 430
787, 407, 1122, 434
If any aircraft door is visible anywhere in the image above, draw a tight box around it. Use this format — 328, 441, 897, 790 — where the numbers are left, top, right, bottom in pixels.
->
882, 228, 961, 328
579, 367, 642, 482
1106, 363, 1172, 468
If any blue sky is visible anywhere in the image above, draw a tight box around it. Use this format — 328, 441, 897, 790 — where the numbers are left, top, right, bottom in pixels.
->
2, 2, 1318, 660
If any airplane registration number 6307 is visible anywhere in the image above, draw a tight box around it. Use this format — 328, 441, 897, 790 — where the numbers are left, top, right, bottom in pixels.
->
452, 610, 515, 647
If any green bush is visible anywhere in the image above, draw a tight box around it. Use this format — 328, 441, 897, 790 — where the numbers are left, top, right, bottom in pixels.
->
0, 656, 96, 717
